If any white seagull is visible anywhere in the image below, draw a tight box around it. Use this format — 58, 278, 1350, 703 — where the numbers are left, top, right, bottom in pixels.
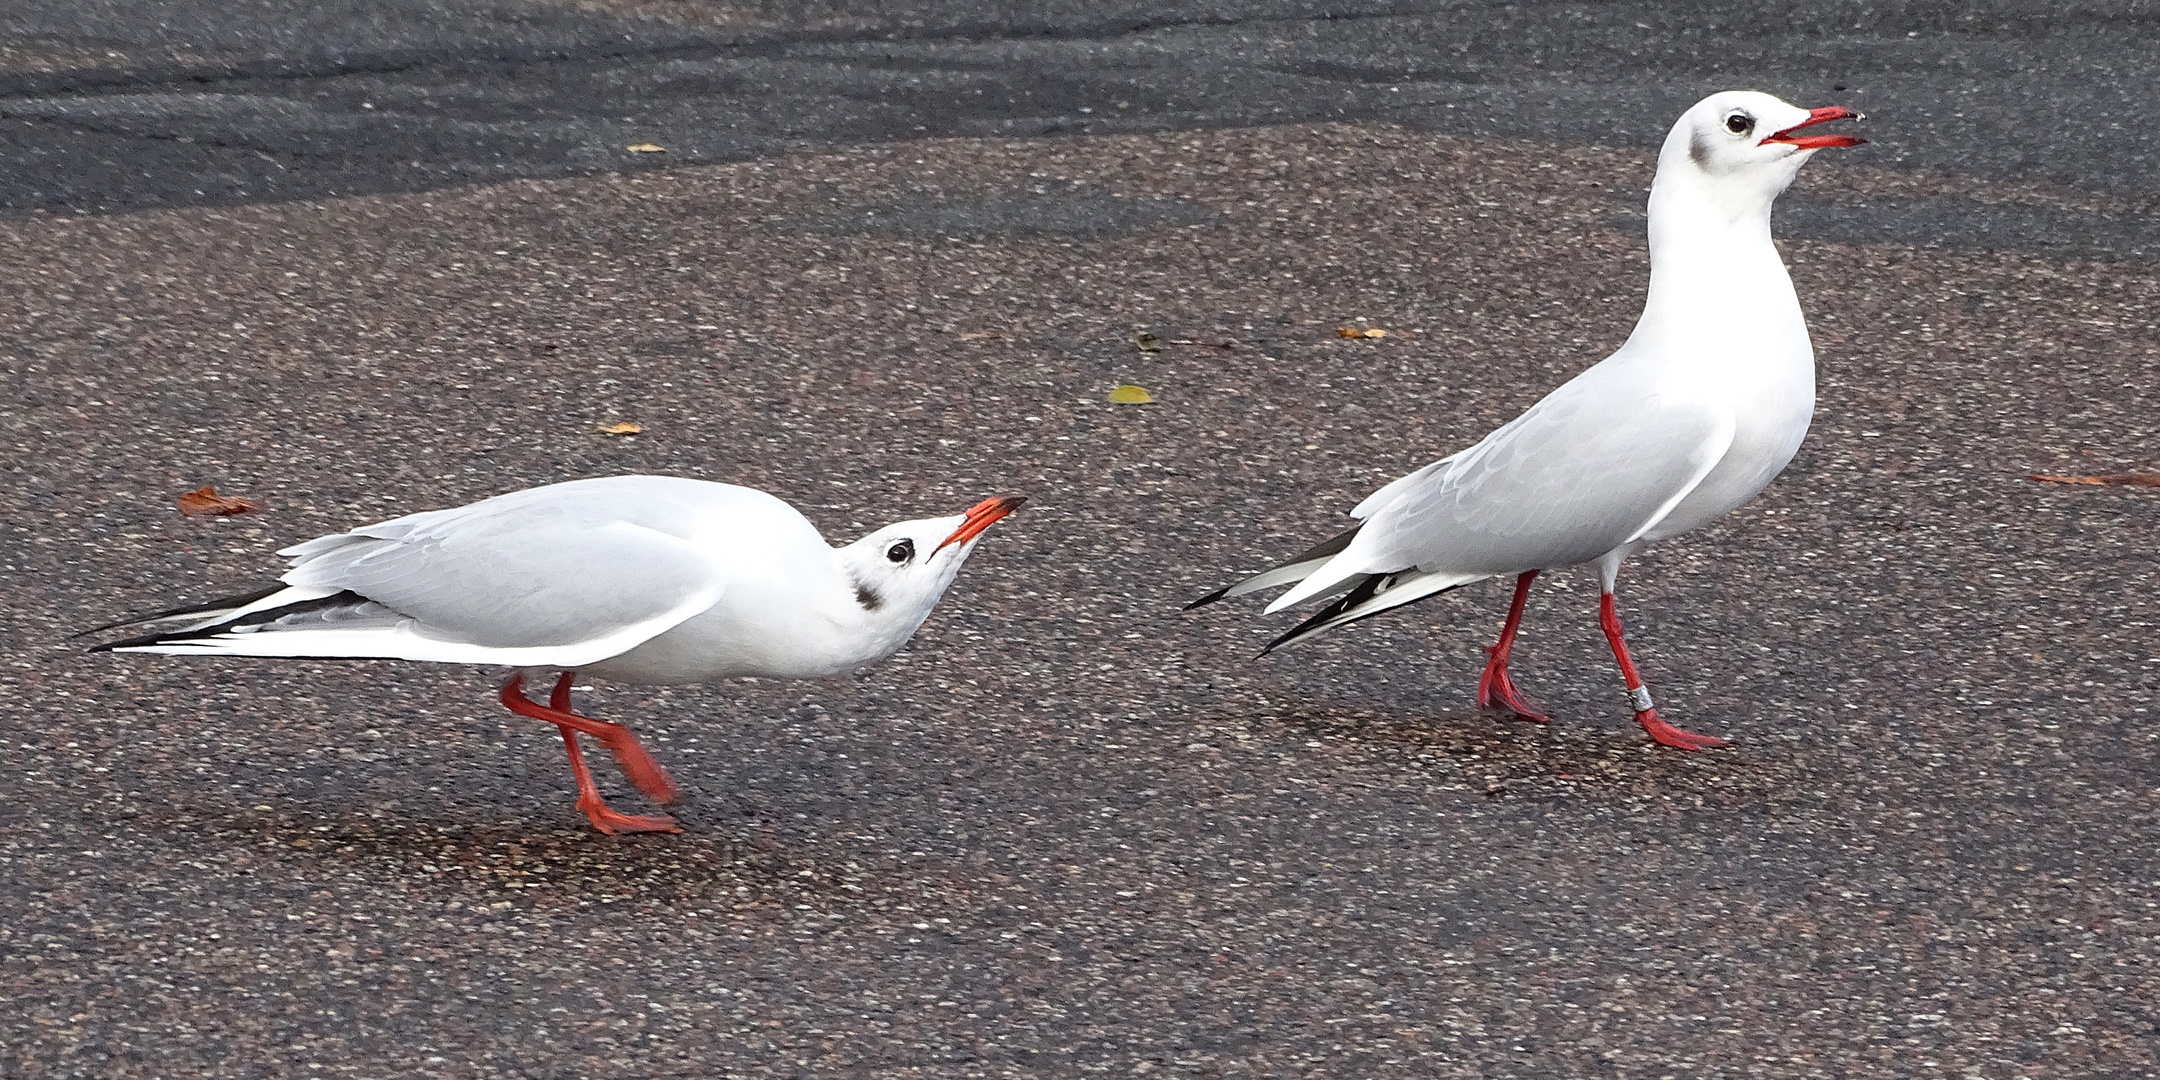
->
91, 477, 1025, 833
1190, 90, 1864, 749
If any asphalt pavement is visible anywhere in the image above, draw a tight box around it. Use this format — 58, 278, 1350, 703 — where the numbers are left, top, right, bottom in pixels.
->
3, 2, 2159, 1077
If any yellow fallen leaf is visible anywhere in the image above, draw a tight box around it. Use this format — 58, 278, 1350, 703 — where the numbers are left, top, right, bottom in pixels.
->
1335, 326, 1387, 339
599, 421, 644, 436
626, 143, 666, 153
1108, 384, 1156, 404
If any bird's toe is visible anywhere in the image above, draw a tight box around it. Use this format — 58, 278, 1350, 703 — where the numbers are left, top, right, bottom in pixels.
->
1636, 709, 1728, 750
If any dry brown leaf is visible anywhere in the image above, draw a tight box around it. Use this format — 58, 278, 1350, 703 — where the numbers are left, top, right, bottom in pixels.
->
1335, 327, 1387, 339
2031, 473, 2160, 487
599, 421, 644, 436
1107, 384, 1157, 405
1134, 331, 1162, 352
177, 486, 263, 517
626, 143, 666, 153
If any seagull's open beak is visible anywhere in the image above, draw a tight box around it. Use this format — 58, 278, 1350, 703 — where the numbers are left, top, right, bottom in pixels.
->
1763, 106, 1866, 150
933, 494, 1027, 556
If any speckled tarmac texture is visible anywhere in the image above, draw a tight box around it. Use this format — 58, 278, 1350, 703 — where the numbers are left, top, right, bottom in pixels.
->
3, 124, 2157, 1077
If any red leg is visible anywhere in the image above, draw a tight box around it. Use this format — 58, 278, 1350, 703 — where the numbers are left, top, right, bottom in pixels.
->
1476, 570, 1550, 723
547, 673, 679, 835
1596, 592, 1727, 750
501, 672, 679, 802
501, 673, 682, 834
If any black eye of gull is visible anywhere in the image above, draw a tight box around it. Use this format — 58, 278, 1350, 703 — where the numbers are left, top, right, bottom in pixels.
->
886, 539, 915, 564
1725, 112, 1754, 136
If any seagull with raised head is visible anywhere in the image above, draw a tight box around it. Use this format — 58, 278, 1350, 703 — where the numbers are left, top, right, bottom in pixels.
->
91, 477, 1025, 833
1190, 90, 1864, 749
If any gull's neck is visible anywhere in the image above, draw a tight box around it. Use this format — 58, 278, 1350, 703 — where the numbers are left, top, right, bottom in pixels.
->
821, 550, 953, 668
1624, 167, 1806, 357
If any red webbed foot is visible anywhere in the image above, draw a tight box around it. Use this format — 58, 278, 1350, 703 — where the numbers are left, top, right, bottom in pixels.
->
1636, 708, 1729, 751
1477, 649, 1552, 724
576, 797, 683, 835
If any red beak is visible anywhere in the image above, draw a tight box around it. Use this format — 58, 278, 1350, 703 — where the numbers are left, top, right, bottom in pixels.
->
933, 494, 1027, 555
1763, 105, 1866, 150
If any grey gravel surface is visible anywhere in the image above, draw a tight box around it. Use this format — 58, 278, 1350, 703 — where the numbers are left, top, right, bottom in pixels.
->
4, 121, 2158, 1076
6, 1, 2160, 1076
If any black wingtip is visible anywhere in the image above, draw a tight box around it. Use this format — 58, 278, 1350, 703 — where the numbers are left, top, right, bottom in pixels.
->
74, 583, 288, 640
71, 615, 145, 640
87, 623, 204, 653
1255, 571, 1404, 656
1187, 525, 1362, 615
1255, 615, 1289, 656
85, 630, 181, 652
1257, 614, 1322, 656
78, 584, 366, 655
1183, 586, 1233, 611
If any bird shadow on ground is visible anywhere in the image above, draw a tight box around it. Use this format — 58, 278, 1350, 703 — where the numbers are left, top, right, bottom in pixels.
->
107, 800, 896, 910
1242, 700, 1783, 809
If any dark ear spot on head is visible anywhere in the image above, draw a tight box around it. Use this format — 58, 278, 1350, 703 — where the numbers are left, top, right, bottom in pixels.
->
1689, 127, 1712, 168
855, 583, 883, 611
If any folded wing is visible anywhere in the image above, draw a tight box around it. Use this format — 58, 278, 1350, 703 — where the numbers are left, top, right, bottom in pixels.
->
1261, 379, 1738, 615
95, 478, 801, 667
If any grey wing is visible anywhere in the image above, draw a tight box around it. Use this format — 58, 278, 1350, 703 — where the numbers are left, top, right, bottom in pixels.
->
279, 493, 726, 657
1364, 390, 1736, 575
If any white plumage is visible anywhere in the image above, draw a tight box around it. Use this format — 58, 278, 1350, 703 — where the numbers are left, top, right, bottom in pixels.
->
1192, 90, 1864, 749
94, 477, 1025, 833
